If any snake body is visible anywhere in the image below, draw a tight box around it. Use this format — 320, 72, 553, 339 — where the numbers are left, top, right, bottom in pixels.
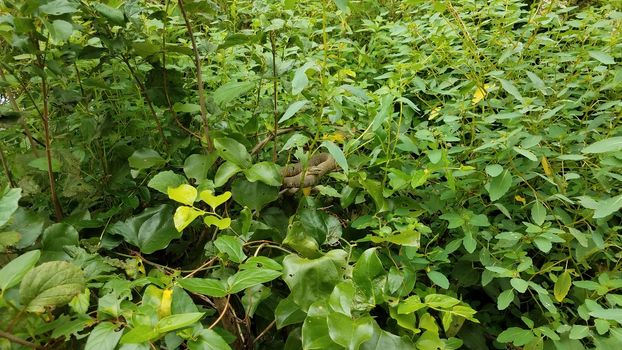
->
281, 153, 337, 190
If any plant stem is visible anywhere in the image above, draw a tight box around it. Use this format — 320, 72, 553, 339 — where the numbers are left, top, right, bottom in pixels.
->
270, 32, 279, 162
0, 330, 37, 349
177, 0, 213, 151
0, 145, 16, 187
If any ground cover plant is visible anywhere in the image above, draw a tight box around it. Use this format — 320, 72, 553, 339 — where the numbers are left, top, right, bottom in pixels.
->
1, 0, 621, 349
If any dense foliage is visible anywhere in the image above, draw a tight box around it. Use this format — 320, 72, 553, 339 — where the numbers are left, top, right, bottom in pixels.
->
1, 0, 622, 349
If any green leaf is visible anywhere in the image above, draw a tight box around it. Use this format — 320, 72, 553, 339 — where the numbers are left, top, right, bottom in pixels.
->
228, 268, 282, 294
510, 278, 529, 293
157, 312, 205, 333
279, 100, 309, 123
531, 201, 546, 226
93, 2, 125, 26
49, 20, 73, 41
19, 261, 86, 313
513, 147, 537, 161
487, 170, 513, 201
28, 157, 61, 172
213, 81, 255, 106
276, 297, 307, 329
292, 62, 319, 95
588, 51, 615, 65
214, 137, 252, 168
128, 148, 165, 170
327, 313, 374, 350
108, 205, 180, 254
485, 164, 503, 177
497, 327, 534, 346
498, 78, 523, 102
593, 194, 622, 218
178, 278, 228, 297
0, 250, 40, 292
231, 179, 279, 211
589, 309, 622, 323
168, 184, 197, 206
427, 271, 449, 289
554, 270, 572, 302
568, 325, 589, 340
42, 223, 79, 259
119, 325, 159, 344
39, 0, 78, 15
214, 161, 242, 188
184, 154, 217, 182
582, 136, 622, 154
214, 235, 247, 263
329, 281, 355, 317
173, 206, 203, 231
0, 187, 21, 227
85, 322, 123, 350
244, 162, 282, 186
148, 171, 186, 194
497, 289, 514, 310
187, 329, 232, 350
321, 141, 348, 174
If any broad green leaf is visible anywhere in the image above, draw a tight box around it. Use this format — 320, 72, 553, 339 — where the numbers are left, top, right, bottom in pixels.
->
214, 235, 246, 263
0, 187, 21, 227
119, 325, 159, 344
173, 206, 203, 232
42, 223, 79, 259
128, 148, 165, 170
498, 78, 523, 102
187, 329, 232, 350
228, 268, 282, 294
582, 137, 622, 154
353, 248, 384, 296
279, 100, 309, 123
593, 194, 622, 218
497, 327, 534, 346
19, 261, 86, 313
168, 184, 197, 206
49, 20, 73, 41
214, 138, 252, 168
214, 161, 242, 188
199, 190, 232, 209
292, 61, 319, 95
178, 278, 228, 297
487, 170, 513, 201
569, 325, 589, 340
282, 134, 310, 152
231, 179, 279, 211
485, 164, 503, 177
108, 205, 180, 254
425, 294, 461, 309
513, 147, 537, 161
588, 51, 615, 65
371, 94, 394, 132
327, 313, 374, 350
39, 0, 78, 15
329, 281, 355, 317
173, 103, 200, 113
213, 81, 255, 106
0, 250, 40, 292
183, 153, 217, 181
589, 309, 622, 323
148, 171, 186, 194
244, 162, 282, 186
203, 215, 231, 230
497, 289, 514, 310
85, 322, 123, 350
510, 278, 529, 293
531, 201, 546, 226
554, 270, 572, 302
157, 312, 205, 333
93, 2, 125, 26
321, 141, 349, 174
427, 271, 449, 289
398, 296, 426, 314
276, 297, 307, 329
27, 157, 61, 172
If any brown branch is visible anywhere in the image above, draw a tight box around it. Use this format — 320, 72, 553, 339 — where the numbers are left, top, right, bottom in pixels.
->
209, 294, 231, 329
0, 330, 38, 349
251, 127, 298, 155
253, 320, 276, 345
178, 0, 213, 151
0, 145, 16, 187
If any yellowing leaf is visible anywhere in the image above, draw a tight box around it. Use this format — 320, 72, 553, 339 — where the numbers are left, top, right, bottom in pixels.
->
168, 184, 197, 206
173, 206, 203, 232
322, 132, 346, 144
158, 289, 172, 318
302, 187, 312, 196
203, 215, 232, 230
554, 270, 572, 302
428, 107, 441, 120
199, 190, 231, 210
541, 156, 553, 177
472, 84, 492, 105
515, 195, 526, 205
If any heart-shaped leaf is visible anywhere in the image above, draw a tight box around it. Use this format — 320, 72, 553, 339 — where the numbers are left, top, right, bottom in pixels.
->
199, 190, 231, 210
203, 215, 232, 230
168, 184, 197, 206
173, 206, 204, 232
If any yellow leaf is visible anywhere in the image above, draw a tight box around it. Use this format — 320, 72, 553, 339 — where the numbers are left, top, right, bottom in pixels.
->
302, 187, 312, 196
199, 190, 231, 210
428, 107, 441, 120
554, 270, 572, 302
322, 132, 346, 144
515, 195, 526, 205
541, 156, 553, 177
203, 215, 231, 230
168, 184, 197, 206
158, 289, 172, 318
471, 85, 488, 105
173, 206, 203, 232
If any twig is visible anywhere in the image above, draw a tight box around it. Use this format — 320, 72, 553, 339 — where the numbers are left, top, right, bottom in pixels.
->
253, 320, 276, 345
177, 0, 213, 151
251, 127, 297, 155
0, 330, 37, 349
270, 32, 279, 162
208, 294, 231, 329
0, 145, 16, 187
184, 256, 219, 279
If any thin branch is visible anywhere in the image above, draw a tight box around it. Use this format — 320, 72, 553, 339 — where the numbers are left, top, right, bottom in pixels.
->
0, 145, 16, 187
270, 32, 279, 162
209, 294, 231, 329
253, 320, 276, 345
251, 127, 298, 155
0, 330, 38, 349
177, 0, 213, 151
